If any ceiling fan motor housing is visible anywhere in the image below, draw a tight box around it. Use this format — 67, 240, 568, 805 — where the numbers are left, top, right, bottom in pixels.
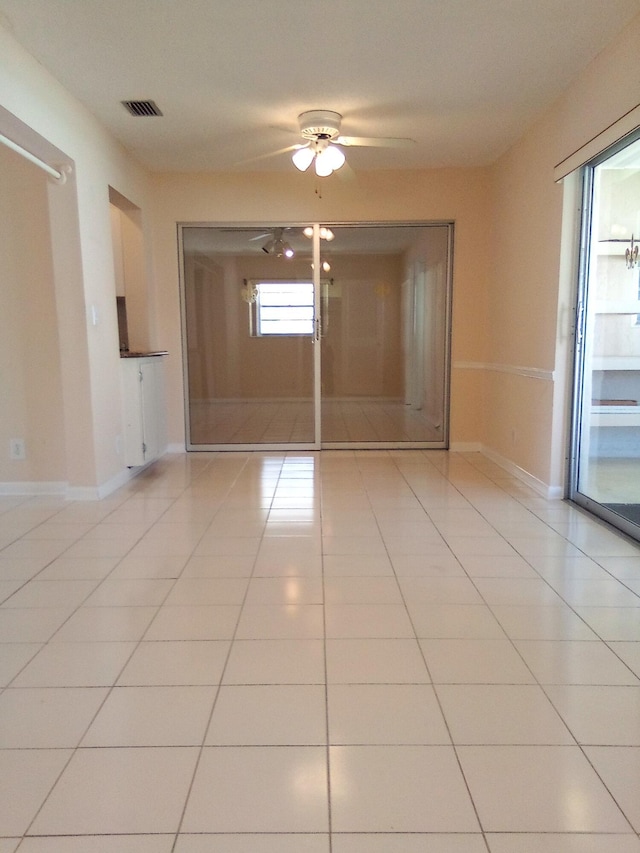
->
298, 109, 342, 141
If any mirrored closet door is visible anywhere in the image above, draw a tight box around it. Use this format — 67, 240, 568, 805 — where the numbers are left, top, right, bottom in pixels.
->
179, 222, 452, 450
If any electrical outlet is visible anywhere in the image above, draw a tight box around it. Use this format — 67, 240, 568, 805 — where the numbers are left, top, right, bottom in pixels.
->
9, 438, 26, 460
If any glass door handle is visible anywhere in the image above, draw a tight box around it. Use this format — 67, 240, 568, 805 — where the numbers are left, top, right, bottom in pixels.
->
576, 299, 584, 347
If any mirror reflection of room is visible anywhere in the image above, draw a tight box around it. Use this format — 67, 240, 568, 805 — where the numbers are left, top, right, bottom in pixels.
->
181, 223, 451, 448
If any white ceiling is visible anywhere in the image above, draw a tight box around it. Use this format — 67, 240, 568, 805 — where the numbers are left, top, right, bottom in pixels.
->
2, 0, 640, 174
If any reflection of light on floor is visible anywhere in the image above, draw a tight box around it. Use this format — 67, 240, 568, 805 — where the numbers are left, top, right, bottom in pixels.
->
293, 753, 328, 801
325, 747, 350, 803
268, 510, 317, 523
564, 786, 592, 829
285, 579, 304, 603
272, 499, 316, 512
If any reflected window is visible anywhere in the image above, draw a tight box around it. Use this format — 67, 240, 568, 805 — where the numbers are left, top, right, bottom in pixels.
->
252, 281, 314, 336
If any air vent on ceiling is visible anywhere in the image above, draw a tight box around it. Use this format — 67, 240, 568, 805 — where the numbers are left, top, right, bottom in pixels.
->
121, 100, 163, 117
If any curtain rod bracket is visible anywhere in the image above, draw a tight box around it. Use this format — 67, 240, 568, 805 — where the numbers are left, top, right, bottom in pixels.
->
50, 163, 72, 185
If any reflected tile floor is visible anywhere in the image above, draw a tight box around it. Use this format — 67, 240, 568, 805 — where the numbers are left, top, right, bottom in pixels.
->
1, 450, 640, 852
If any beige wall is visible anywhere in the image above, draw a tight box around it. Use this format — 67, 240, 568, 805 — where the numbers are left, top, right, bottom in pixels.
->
0, 145, 66, 483
485, 12, 640, 491
2, 12, 640, 495
485, 108, 564, 486
0, 25, 154, 494
151, 168, 492, 447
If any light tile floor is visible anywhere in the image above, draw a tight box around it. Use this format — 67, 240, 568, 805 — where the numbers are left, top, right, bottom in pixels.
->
1, 450, 640, 852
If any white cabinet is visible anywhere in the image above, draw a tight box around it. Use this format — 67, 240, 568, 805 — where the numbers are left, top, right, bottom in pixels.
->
121, 355, 167, 467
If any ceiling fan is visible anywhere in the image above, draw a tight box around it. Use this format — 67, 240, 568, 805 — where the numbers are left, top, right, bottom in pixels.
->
289, 110, 415, 176
249, 227, 295, 257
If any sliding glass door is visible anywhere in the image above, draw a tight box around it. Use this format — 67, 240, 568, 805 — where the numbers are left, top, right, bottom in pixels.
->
570, 133, 640, 540
179, 222, 452, 450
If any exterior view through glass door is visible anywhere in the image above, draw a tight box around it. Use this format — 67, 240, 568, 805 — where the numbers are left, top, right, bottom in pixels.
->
179, 222, 452, 450
570, 133, 640, 541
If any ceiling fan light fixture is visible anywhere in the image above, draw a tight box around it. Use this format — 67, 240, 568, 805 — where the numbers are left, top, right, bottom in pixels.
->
323, 144, 345, 172
314, 153, 332, 177
267, 237, 295, 258
303, 226, 334, 241
292, 145, 314, 172
294, 136, 345, 177
314, 143, 345, 177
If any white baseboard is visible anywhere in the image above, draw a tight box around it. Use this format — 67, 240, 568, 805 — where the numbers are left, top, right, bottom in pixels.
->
448, 443, 562, 500
166, 443, 186, 454
66, 467, 137, 501
480, 446, 563, 500
2, 463, 146, 502
0, 481, 67, 497
0, 446, 564, 502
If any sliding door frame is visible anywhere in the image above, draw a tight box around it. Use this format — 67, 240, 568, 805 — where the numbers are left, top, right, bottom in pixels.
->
568, 130, 640, 542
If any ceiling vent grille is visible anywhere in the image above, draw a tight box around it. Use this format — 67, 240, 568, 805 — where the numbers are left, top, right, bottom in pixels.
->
121, 100, 163, 117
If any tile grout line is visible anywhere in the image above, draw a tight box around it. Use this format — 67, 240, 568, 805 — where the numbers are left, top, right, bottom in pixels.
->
168, 452, 274, 851
370, 451, 492, 849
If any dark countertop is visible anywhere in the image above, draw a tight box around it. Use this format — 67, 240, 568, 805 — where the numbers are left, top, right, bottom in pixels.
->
120, 351, 168, 358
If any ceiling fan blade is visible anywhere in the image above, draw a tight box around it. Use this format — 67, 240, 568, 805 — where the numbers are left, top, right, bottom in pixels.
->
219, 227, 276, 232
337, 135, 415, 148
269, 124, 299, 136
248, 226, 290, 242
234, 144, 300, 167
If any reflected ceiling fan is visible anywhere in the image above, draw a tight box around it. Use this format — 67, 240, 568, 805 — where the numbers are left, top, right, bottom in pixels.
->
249, 227, 295, 257
218, 226, 300, 256
284, 110, 415, 176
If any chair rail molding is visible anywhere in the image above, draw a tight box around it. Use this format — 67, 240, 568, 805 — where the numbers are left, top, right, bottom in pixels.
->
453, 361, 555, 381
